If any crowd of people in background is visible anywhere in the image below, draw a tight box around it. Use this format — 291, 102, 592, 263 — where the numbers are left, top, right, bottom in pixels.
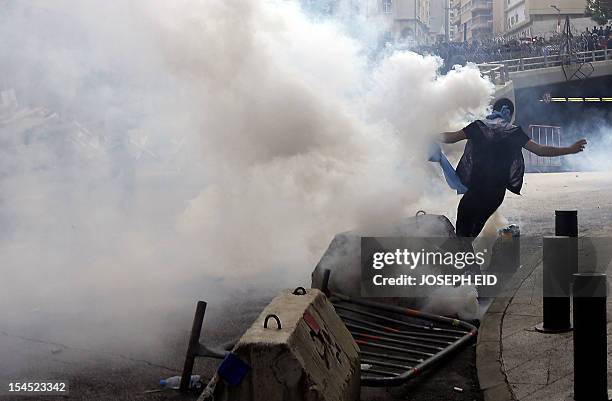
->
583, 25, 612, 51
402, 23, 612, 72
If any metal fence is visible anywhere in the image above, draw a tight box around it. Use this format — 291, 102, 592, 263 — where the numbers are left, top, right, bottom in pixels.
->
487, 49, 611, 73
477, 48, 612, 87
524, 125, 563, 170
477, 63, 509, 85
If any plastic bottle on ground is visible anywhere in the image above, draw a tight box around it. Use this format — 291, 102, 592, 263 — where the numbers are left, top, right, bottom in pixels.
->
159, 375, 201, 390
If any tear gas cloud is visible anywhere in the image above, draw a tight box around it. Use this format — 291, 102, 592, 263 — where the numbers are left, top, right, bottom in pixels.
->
563, 109, 612, 171
0, 0, 493, 358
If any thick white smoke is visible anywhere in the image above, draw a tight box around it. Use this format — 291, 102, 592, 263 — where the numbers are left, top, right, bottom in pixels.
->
0, 0, 493, 358
565, 120, 612, 172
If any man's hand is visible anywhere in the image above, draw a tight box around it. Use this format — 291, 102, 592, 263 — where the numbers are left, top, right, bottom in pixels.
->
569, 139, 587, 154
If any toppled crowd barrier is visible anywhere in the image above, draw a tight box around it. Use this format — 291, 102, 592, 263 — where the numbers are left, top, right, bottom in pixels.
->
311, 213, 486, 320
311, 213, 457, 299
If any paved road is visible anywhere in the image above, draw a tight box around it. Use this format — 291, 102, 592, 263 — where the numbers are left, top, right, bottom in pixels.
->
0, 294, 482, 401
3, 171, 612, 400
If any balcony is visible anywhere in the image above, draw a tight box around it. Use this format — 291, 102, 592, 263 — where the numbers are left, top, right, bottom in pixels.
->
472, 21, 493, 31
470, 15, 493, 31
467, 15, 490, 26
471, 0, 492, 11
504, 0, 525, 12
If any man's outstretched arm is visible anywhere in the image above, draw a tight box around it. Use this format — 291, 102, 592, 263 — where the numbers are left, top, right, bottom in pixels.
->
523, 139, 587, 157
438, 130, 466, 144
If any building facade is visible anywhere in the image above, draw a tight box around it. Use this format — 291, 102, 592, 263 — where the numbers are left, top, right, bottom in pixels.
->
392, 0, 432, 44
365, 0, 439, 45
449, 0, 459, 39
303, 0, 454, 45
429, 0, 449, 42
492, 0, 591, 39
451, 0, 494, 42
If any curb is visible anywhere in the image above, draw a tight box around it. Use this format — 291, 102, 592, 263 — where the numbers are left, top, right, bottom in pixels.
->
476, 245, 543, 401
477, 303, 514, 401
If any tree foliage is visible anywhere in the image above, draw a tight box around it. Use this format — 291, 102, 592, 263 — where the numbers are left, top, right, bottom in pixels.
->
586, 0, 612, 25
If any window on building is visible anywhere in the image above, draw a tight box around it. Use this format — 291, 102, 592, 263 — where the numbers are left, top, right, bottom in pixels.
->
382, 0, 392, 14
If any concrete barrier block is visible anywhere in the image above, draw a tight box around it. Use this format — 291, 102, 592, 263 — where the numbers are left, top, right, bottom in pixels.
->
201, 289, 360, 401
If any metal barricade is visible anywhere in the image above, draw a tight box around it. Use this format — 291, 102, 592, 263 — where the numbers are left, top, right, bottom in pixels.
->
319, 269, 478, 387
524, 125, 562, 170
328, 293, 477, 386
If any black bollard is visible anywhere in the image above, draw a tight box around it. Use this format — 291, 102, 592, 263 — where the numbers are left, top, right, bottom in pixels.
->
573, 273, 607, 401
555, 210, 578, 277
535, 236, 572, 333
555, 210, 578, 237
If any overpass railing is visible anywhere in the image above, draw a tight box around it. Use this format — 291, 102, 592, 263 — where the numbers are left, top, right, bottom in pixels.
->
489, 49, 612, 73
477, 63, 510, 85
